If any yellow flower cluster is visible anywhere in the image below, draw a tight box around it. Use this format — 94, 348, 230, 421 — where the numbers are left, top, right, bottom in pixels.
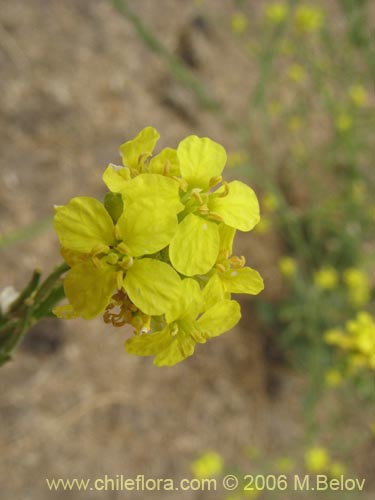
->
294, 5, 324, 33
191, 451, 223, 479
343, 268, 371, 307
53, 127, 264, 366
325, 312, 375, 371
305, 447, 346, 477
265, 2, 288, 24
314, 267, 339, 290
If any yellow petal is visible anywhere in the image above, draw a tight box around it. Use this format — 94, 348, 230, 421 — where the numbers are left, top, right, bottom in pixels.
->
196, 299, 241, 338
123, 258, 182, 316
202, 274, 225, 310
177, 135, 227, 189
220, 267, 264, 295
125, 326, 196, 366
209, 181, 260, 231
121, 173, 184, 214
116, 202, 178, 257
154, 329, 196, 366
125, 328, 171, 356
54, 197, 115, 253
218, 224, 236, 255
149, 148, 180, 176
60, 247, 89, 267
102, 163, 131, 192
166, 278, 202, 323
52, 304, 78, 320
64, 262, 117, 319
169, 214, 220, 276
120, 126, 160, 170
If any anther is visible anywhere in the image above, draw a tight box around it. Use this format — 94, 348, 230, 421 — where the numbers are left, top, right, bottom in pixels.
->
192, 189, 204, 205
162, 160, 171, 176
209, 176, 223, 188
208, 211, 224, 222
216, 263, 226, 273
219, 181, 230, 198
116, 271, 124, 290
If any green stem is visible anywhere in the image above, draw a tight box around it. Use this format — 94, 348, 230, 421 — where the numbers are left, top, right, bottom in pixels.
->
0, 262, 69, 366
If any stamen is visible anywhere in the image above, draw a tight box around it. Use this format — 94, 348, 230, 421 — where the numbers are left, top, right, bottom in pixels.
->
162, 160, 171, 176
116, 242, 131, 255
138, 151, 152, 165
230, 255, 246, 268
219, 181, 230, 198
209, 175, 223, 188
91, 244, 110, 256
216, 263, 226, 273
116, 271, 124, 290
170, 323, 179, 337
119, 256, 134, 270
197, 205, 210, 215
207, 211, 224, 222
192, 189, 204, 205
91, 255, 102, 269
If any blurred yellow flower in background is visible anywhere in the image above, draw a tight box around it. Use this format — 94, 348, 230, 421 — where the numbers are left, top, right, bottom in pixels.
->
191, 451, 224, 478
330, 461, 346, 478
279, 257, 297, 277
287, 64, 306, 83
231, 13, 248, 34
295, 5, 324, 33
305, 447, 329, 472
276, 456, 296, 472
343, 268, 371, 307
314, 267, 339, 290
227, 150, 248, 168
287, 115, 303, 131
262, 192, 279, 213
265, 2, 288, 24
325, 368, 343, 387
267, 100, 282, 117
349, 84, 369, 107
336, 112, 353, 132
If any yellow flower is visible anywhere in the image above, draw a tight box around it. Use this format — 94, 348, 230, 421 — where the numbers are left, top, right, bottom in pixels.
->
254, 217, 271, 234
287, 64, 306, 83
262, 193, 279, 213
267, 100, 282, 117
325, 369, 342, 387
343, 268, 371, 307
227, 150, 248, 168
231, 13, 248, 34
169, 135, 260, 276
294, 5, 324, 33
53, 195, 183, 321
287, 116, 303, 131
348, 84, 368, 107
53, 127, 264, 366
325, 313, 375, 372
314, 267, 339, 290
305, 447, 329, 472
336, 112, 353, 132
190, 451, 224, 479
209, 225, 264, 298
276, 457, 295, 472
125, 278, 241, 366
330, 462, 346, 478
265, 2, 288, 24
279, 257, 297, 277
